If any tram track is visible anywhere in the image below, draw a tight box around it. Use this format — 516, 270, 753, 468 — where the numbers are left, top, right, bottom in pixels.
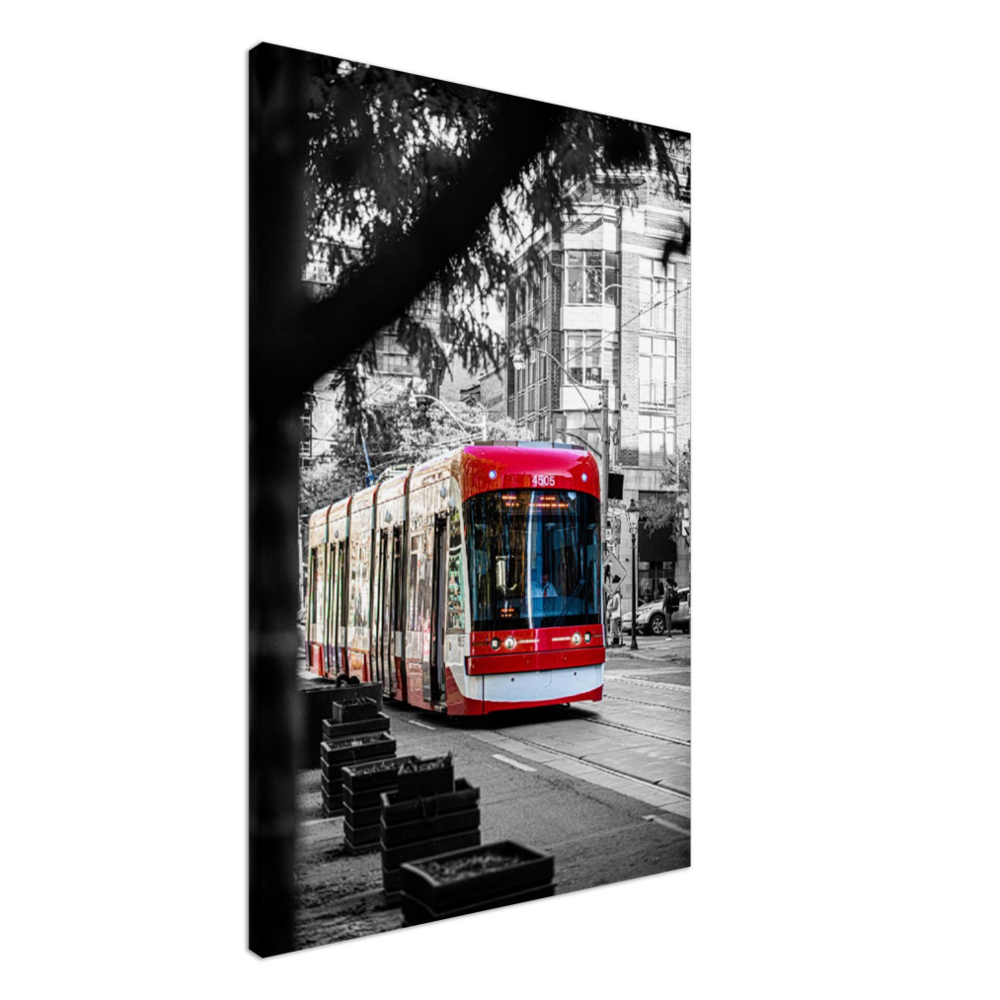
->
583, 714, 690, 749
601, 691, 691, 714
478, 725, 691, 801
604, 672, 691, 695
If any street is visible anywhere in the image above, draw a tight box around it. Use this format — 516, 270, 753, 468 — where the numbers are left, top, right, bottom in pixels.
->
295, 633, 690, 948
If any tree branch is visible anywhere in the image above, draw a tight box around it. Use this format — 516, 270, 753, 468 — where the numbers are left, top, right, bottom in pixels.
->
251, 84, 564, 414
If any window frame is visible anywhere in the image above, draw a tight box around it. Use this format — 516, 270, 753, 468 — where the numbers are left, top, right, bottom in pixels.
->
638, 334, 677, 409
562, 331, 618, 389
638, 412, 676, 465
564, 250, 620, 307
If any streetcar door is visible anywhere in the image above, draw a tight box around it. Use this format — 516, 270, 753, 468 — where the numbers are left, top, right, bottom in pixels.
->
425, 512, 448, 705
391, 525, 405, 700
331, 540, 342, 675
324, 542, 335, 675
380, 528, 394, 695
374, 528, 388, 688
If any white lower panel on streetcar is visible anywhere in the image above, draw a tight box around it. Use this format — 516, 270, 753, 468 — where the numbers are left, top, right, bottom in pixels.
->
482, 664, 603, 704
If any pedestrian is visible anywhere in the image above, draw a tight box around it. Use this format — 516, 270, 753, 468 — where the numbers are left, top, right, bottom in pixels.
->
609, 589, 622, 645
662, 579, 677, 637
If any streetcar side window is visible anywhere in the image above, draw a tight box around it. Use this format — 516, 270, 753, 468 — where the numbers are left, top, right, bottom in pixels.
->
407, 529, 421, 632
414, 527, 433, 636
308, 547, 317, 627
353, 534, 371, 630
349, 537, 360, 629
311, 546, 325, 633
447, 504, 466, 632
325, 543, 335, 641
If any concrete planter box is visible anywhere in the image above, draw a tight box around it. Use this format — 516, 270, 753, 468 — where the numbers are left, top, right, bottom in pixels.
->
401, 883, 555, 925
328, 681, 384, 710
381, 829, 482, 880
322, 714, 390, 742
341, 755, 416, 798
330, 696, 381, 723
299, 681, 384, 769
320, 733, 397, 768
400, 841, 555, 919
381, 806, 481, 849
379, 775, 480, 850
320, 773, 343, 797
396, 754, 455, 801
321, 736, 396, 820
380, 779, 478, 827
345, 803, 383, 829
344, 820, 382, 854
342, 755, 413, 856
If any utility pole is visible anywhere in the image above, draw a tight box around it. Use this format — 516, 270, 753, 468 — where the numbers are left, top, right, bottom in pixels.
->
626, 498, 640, 650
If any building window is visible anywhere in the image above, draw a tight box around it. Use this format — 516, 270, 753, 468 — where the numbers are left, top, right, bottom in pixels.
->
565, 251, 620, 306
589, 180, 640, 209
639, 258, 676, 332
639, 413, 675, 465
509, 255, 549, 336
564, 331, 619, 389
638, 335, 676, 408
565, 332, 603, 386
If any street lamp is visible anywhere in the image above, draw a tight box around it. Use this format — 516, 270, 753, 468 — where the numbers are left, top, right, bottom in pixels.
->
625, 497, 640, 650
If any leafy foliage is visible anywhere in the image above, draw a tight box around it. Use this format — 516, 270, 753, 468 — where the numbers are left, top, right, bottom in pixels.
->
638, 443, 691, 546
304, 59, 689, 428
300, 383, 520, 513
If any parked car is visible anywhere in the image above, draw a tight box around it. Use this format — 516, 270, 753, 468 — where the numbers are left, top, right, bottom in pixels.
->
621, 587, 690, 635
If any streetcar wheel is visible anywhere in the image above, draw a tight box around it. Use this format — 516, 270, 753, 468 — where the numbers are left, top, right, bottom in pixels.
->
648, 613, 667, 635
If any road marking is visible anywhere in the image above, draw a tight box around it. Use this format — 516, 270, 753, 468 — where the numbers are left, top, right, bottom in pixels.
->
302, 817, 338, 827
492, 754, 537, 772
407, 719, 436, 730
642, 813, 691, 837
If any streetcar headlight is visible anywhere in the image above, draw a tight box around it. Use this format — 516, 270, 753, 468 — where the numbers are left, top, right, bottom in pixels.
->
584, 631, 592, 643
490, 638, 500, 650
504, 636, 516, 650
572, 632, 582, 645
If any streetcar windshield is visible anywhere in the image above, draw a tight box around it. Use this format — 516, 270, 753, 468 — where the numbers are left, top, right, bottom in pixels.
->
465, 489, 601, 631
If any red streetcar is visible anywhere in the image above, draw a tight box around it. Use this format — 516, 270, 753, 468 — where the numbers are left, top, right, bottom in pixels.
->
305, 442, 605, 715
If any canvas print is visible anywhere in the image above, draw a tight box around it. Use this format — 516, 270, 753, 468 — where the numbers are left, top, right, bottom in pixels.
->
249, 42, 691, 957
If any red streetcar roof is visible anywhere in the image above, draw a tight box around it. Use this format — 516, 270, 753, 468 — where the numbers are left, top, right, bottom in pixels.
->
308, 442, 601, 522
460, 443, 600, 500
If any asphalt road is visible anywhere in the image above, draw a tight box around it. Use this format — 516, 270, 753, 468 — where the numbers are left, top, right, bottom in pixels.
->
295, 634, 691, 950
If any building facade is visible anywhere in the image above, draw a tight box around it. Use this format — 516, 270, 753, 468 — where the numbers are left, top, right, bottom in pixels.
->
505, 156, 691, 602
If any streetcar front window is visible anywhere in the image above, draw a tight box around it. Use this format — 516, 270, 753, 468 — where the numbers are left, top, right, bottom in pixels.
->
465, 489, 601, 631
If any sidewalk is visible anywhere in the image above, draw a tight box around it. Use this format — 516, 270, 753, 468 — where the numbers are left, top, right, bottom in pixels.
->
604, 631, 691, 664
